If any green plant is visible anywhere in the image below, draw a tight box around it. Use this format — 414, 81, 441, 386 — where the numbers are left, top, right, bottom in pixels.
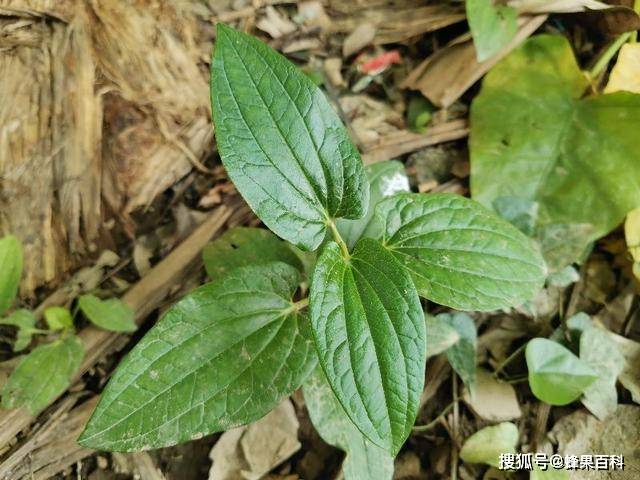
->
0, 235, 135, 414
78, 24, 545, 471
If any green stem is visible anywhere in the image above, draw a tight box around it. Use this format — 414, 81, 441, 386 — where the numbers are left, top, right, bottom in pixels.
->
493, 343, 527, 378
632, 0, 640, 43
588, 32, 632, 80
413, 402, 455, 432
327, 219, 350, 259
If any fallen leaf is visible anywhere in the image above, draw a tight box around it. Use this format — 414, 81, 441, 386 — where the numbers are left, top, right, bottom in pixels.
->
550, 405, 640, 479
208, 399, 301, 480
297, 1, 331, 31
460, 422, 519, 467
342, 22, 376, 57
579, 327, 624, 420
256, 6, 297, 39
323, 57, 346, 88
606, 44, 640, 94
401, 16, 546, 107
425, 314, 461, 358
463, 368, 522, 422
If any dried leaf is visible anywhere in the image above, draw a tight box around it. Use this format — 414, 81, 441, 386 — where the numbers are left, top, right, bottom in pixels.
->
343, 22, 376, 57
606, 44, 640, 94
463, 368, 522, 422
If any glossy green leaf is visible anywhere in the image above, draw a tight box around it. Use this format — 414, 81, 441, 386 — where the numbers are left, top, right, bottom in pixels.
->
79, 262, 316, 452
303, 367, 394, 480
526, 338, 598, 406
78, 295, 136, 333
44, 307, 73, 331
337, 161, 410, 250
460, 422, 518, 467
374, 193, 546, 311
466, 0, 518, 62
0, 235, 22, 315
438, 312, 477, 393
471, 35, 640, 265
202, 227, 303, 279
211, 24, 368, 251
0, 309, 37, 351
1, 334, 84, 414
425, 314, 460, 358
310, 238, 426, 455
579, 327, 624, 420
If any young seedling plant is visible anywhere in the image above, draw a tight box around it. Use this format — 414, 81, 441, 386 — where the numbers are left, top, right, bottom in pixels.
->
78, 24, 545, 475
0, 236, 136, 415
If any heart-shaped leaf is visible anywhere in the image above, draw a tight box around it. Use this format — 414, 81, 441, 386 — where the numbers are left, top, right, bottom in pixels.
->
526, 338, 598, 406
337, 160, 410, 250
78, 295, 136, 333
460, 422, 518, 467
374, 193, 546, 311
471, 35, 640, 266
0, 235, 22, 315
309, 238, 426, 455
303, 367, 394, 480
79, 262, 316, 452
211, 24, 368, 251
466, 0, 518, 62
2, 334, 84, 414
203, 227, 303, 279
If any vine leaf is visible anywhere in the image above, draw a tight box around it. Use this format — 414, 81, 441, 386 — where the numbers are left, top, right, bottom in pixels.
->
471, 35, 640, 267
79, 262, 316, 452
310, 238, 426, 455
374, 193, 546, 311
526, 338, 598, 406
211, 24, 368, 251
1, 334, 84, 414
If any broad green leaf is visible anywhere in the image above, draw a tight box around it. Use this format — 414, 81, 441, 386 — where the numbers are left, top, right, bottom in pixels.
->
0, 235, 22, 314
374, 193, 546, 311
303, 367, 394, 480
44, 307, 73, 331
438, 312, 477, 393
526, 338, 598, 406
466, 0, 518, 62
471, 35, 640, 265
492, 196, 539, 237
337, 161, 410, 250
79, 262, 316, 452
536, 223, 594, 273
211, 24, 368, 251
202, 227, 303, 279
459, 422, 518, 467
78, 295, 136, 333
580, 327, 624, 420
425, 314, 460, 358
1, 334, 84, 414
0, 309, 36, 351
309, 238, 426, 455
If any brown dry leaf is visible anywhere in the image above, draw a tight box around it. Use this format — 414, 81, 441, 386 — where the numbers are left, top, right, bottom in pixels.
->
550, 405, 640, 479
323, 57, 346, 88
608, 332, 640, 403
342, 22, 376, 57
401, 16, 546, 108
297, 1, 331, 31
256, 6, 296, 39
463, 368, 522, 422
208, 400, 301, 480
329, 1, 464, 45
